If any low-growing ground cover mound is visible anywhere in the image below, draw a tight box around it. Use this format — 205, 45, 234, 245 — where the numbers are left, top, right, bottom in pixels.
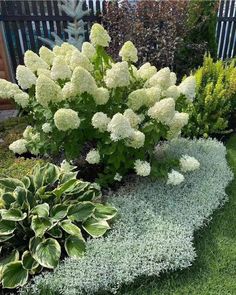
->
21, 138, 233, 295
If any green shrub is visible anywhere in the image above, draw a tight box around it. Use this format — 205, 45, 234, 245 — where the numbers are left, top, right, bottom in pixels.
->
0, 163, 117, 289
179, 55, 236, 138
21, 138, 232, 295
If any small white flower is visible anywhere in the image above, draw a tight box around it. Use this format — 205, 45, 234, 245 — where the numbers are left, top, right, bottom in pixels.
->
86, 149, 100, 164
180, 155, 200, 172
123, 109, 141, 128
134, 160, 151, 177
24, 50, 49, 73
51, 56, 72, 81
42, 123, 52, 133
137, 63, 157, 80
13, 92, 29, 108
167, 170, 185, 186
9, 139, 27, 155
92, 87, 109, 105
114, 173, 122, 182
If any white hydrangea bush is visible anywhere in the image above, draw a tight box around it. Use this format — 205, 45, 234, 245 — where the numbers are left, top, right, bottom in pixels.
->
21, 139, 233, 295
1, 23, 196, 185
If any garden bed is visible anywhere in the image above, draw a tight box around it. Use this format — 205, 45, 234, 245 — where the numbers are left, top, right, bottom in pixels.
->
21, 138, 233, 295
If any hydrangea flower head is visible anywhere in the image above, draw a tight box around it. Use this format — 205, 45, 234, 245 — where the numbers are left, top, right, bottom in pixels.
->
178, 76, 196, 101
86, 149, 100, 164
128, 89, 148, 111
51, 56, 72, 81
126, 130, 145, 149
119, 41, 138, 63
82, 42, 96, 60
167, 170, 185, 185
39, 46, 55, 65
71, 66, 97, 96
9, 139, 27, 155
104, 62, 130, 89
69, 50, 93, 72
90, 23, 111, 47
42, 123, 52, 133
54, 108, 80, 131
180, 155, 200, 172
13, 91, 29, 108
134, 160, 151, 176
145, 67, 172, 89
107, 113, 134, 141
16, 65, 36, 89
92, 112, 111, 132
24, 50, 49, 73
148, 97, 175, 125
93, 87, 110, 105
123, 109, 141, 128
36, 74, 63, 107
137, 62, 157, 80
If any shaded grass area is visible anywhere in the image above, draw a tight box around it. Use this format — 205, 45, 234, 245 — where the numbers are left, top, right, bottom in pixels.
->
117, 135, 236, 295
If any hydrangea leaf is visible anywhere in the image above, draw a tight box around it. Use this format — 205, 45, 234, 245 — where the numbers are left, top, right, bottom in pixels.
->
65, 235, 86, 258
2, 261, 28, 288
34, 238, 61, 269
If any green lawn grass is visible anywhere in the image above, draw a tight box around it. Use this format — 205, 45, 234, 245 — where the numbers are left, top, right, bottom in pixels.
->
117, 135, 236, 295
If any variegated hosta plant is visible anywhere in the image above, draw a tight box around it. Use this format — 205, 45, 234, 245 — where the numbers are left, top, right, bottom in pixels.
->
0, 163, 117, 289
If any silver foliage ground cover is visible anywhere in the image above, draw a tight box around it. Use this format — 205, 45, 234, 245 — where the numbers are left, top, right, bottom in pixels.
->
22, 139, 233, 295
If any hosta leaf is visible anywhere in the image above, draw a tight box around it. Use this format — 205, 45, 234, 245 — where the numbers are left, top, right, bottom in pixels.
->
31, 216, 52, 237
0, 178, 25, 192
0, 234, 14, 242
82, 217, 110, 238
2, 193, 15, 207
60, 172, 77, 184
68, 202, 95, 222
65, 235, 86, 258
60, 220, 83, 238
0, 220, 15, 235
0, 250, 19, 280
21, 176, 31, 189
15, 187, 28, 207
29, 264, 43, 275
22, 251, 39, 270
43, 164, 60, 187
31, 203, 49, 218
29, 236, 43, 256
94, 204, 117, 220
2, 261, 28, 288
47, 225, 62, 238
51, 204, 68, 220
1, 208, 27, 221
34, 238, 61, 269
52, 179, 77, 198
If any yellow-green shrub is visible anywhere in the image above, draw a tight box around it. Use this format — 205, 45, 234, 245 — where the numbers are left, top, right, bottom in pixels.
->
180, 55, 236, 138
